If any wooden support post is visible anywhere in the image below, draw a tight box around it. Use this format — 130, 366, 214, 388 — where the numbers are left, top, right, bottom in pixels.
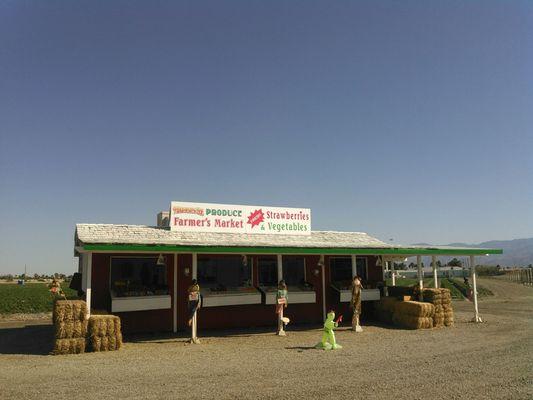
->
470, 255, 482, 322
391, 260, 396, 286
432, 255, 438, 288
351, 255, 357, 278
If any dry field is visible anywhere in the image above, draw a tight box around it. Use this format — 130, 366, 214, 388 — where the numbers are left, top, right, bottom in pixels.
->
0, 278, 531, 400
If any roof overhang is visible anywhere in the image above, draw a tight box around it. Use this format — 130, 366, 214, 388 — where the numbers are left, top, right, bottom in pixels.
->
81, 243, 503, 256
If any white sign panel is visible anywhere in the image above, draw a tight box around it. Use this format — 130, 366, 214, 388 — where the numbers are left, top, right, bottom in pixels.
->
169, 201, 311, 235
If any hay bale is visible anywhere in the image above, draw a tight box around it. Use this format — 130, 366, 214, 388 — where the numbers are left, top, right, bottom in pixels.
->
91, 336, 115, 352
422, 288, 442, 299
88, 315, 120, 337
55, 320, 88, 339
433, 302, 445, 327
394, 301, 435, 318
116, 332, 123, 349
444, 316, 454, 326
53, 300, 87, 323
53, 338, 86, 355
88, 315, 122, 352
392, 314, 433, 329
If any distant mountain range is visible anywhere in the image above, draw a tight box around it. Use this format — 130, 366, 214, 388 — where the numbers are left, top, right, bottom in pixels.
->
410, 238, 533, 267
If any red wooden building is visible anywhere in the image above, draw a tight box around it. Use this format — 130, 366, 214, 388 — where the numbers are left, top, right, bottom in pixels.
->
74, 202, 502, 334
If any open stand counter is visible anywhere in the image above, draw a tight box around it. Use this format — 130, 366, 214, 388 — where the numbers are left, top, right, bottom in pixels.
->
260, 286, 316, 305
201, 288, 261, 307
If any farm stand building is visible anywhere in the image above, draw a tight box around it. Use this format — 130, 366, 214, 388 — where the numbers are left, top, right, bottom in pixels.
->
74, 201, 502, 334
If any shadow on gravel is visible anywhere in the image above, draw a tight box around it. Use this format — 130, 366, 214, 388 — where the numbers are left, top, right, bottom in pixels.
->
125, 321, 406, 344
125, 324, 325, 343
285, 345, 317, 352
0, 324, 54, 355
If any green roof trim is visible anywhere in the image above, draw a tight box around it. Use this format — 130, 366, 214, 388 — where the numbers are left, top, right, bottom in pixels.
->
83, 243, 502, 256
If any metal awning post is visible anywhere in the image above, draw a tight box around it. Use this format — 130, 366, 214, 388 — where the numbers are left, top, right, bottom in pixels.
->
276, 254, 286, 336
320, 255, 326, 321
191, 253, 200, 343
417, 255, 423, 301
87, 253, 92, 318
432, 255, 438, 288
391, 260, 396, 286
470, 255, 482, 322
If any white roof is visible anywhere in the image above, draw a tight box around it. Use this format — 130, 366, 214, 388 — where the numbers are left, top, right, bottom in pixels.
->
75, 223, 393, 249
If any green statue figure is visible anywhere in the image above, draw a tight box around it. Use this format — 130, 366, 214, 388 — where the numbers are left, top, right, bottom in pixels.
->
315, 310, 343, 350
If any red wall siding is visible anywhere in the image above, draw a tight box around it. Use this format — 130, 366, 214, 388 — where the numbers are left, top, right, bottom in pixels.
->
194, 254, 324, 330
88, 252, 384, 334
367, 256, 383, 282
90, 253, 111, 311
177, 253, 193, 330
90, 253, 175, 334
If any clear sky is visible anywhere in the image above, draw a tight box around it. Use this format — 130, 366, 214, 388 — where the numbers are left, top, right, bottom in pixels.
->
1, 1, 532, 275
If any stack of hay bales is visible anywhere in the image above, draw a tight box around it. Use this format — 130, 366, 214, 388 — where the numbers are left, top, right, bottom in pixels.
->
441, 288, 454, 326
422, 288, 444, 328
88, 315, 123, 352
421, 288, 454, 327
375, 297, 398, 325
392, 301, 434, 329
53, 300, 87, 355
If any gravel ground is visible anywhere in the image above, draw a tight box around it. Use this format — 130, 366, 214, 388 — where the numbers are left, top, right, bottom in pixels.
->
0, 278, 531, 400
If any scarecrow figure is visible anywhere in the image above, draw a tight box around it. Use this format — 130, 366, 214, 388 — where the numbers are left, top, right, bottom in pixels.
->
48, 278, 66, 299
187, 279, 201, 327
276, 280, 290, 335
464, 277, 473, 301
315, 310, 343, 350
350, 275, 363, 332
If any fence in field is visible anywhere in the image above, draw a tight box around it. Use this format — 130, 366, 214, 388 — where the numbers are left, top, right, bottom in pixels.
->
505, 268, 533, 286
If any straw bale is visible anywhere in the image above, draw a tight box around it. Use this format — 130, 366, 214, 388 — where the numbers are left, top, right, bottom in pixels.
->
116, 332, 123, 349
394, 301, 435, 318
55, 320, 88, 339
90, 336, 111, 352
53, 338, 86, 355
422, 289, 442, 300
88, 315, 122, 351
440, 289, 452, 300
88, 315, 121, 337
433, 311, 445, 327
53, 300, 87, 323
90, 336, 101, 352
444, 316, 454, 327
107, 335, 122, 351
392, 314, 433, 329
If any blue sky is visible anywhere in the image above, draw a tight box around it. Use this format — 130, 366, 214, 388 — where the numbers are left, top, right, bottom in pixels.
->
1, 1, 532, 274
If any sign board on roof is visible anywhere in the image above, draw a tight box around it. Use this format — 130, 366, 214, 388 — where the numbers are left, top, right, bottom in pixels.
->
169, 201, 311, 235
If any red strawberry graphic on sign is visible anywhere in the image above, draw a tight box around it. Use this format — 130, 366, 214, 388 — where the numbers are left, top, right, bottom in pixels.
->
247, 209, 264, 228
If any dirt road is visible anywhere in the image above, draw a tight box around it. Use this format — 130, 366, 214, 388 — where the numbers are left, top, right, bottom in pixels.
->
0, 277, 531, 399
